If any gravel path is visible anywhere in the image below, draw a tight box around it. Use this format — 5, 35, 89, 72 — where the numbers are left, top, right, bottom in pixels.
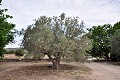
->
86, 62, 120, 80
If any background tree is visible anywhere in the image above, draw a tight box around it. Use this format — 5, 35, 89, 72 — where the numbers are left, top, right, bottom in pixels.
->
87, 24, 112, 60
0, 1, 15, 59
22, 13, 85, 69
110, 29, 120, 61
87, 21, 120, 60
113, 22, 120, 32
15, 49, 24, 57
15, 49, 25, 60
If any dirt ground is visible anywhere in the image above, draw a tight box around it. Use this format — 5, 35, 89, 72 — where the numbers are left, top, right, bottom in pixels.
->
0, 61, 91, 80
0, 60, 120, 80
85, 61, 120, 80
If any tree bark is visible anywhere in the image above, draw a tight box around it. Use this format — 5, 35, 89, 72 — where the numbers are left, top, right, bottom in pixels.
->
52, 60, 60, 69
47, 52, 61, 70
105, 53, 109, 61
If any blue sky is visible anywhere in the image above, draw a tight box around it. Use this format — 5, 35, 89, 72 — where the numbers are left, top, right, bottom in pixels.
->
2, 0, 120, 48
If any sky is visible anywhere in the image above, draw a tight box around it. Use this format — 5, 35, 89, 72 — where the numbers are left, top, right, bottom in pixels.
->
1, 0, 120, 48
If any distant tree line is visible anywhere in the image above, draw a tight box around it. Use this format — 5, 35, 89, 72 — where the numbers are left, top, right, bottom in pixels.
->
4, 49, 24, 56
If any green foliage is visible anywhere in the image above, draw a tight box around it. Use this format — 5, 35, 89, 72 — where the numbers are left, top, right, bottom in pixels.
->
22, 13, 85, 65
87, 21, 120, 60
110, 29, 120, 61
15, 49, 24, 56
0, 4, 15, 58
66, 33, 92, 62
4, 50, 15, 54
88, 24, 112, 58
113, 22, 120, 31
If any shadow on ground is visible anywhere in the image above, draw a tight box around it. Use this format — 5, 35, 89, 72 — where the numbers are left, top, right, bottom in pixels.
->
0, 62, 91, 80
92, 59, 120, 66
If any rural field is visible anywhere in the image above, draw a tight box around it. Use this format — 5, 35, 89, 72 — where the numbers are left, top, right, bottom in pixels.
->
0, 60, 120, 80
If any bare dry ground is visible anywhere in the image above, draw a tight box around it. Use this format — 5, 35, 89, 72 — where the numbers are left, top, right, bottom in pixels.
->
85, 61, 120, 80
0, 61, 91, 80
0, 60, 120, 80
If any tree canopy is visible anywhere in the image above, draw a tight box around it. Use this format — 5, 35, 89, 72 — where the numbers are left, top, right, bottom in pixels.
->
110, 29, 120, 61
22, 13, 85, 69
87, 24, 112, 59
87, 21, 120, 60
0, 2, 15, 58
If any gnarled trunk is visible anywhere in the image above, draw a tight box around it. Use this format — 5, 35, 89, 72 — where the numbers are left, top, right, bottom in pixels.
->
47, 52, 61, 70
52, 60, 60, 69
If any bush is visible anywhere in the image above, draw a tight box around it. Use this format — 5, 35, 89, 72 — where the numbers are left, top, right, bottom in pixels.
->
15, 49, 24, 56
110, 54, 120, 61
4, 50, 15, 54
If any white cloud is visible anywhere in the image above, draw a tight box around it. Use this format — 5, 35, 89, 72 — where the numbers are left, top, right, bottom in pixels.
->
2, 0, 120, 48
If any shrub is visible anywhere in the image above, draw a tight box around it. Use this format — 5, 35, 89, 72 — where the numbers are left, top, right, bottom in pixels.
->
15, 49, 24, 56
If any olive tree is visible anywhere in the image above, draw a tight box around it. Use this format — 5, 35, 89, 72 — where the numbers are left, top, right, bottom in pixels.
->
110, 29, 120, 61
22, 13, 85, 69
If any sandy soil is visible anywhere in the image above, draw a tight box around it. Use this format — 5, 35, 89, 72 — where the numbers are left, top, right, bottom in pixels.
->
0, 60, 120, 80
85, 62, 120, 80
0, 61, 91, 80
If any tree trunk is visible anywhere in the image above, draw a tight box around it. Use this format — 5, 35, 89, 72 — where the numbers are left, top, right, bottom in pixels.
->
105, 53, 109, 61
47, 52, 61, 70
52, 60, 60, 69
